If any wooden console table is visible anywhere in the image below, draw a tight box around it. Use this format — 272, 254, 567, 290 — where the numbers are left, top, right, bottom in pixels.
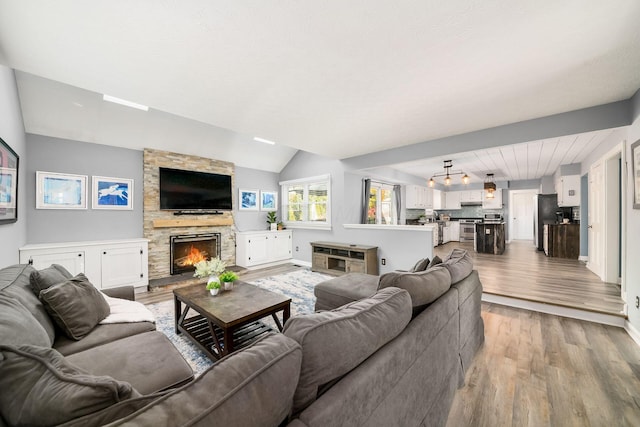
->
311, 241, 378, 276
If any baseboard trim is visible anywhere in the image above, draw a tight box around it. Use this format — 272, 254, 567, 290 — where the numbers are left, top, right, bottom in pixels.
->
240, 259, 295, 271
291, 259, 312, 268
578, 255, 588, 262
482, 293, 626, 327
625, 321, 640, 348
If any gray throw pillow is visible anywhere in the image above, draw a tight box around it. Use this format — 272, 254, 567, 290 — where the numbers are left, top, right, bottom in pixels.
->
409, 257, 430, 272
0, 345, 138, 427
283, 288, 412, 415
378, 266, 452, 311
442, 249, 474, 283
30, 264, 73, 295
39, 273, 110, 340
427, 255, 442, 269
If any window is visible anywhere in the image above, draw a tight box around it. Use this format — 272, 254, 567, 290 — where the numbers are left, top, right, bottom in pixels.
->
280, 175, 331, 229
367, 182, 397, 225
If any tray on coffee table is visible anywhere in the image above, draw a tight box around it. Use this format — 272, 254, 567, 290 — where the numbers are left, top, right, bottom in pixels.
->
173, 281, 291, 360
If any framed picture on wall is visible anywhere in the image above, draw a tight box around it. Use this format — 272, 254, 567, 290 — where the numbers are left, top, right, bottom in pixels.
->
239, 189, 259, 211
632, 139, 640, 209
260, 191, 277, 211
0, 137, 19, 224
92, 176, 133, 210
36, 171, 87, 209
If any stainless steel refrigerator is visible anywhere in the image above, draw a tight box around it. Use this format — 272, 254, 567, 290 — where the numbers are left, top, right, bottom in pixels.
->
533, 194, 558, 251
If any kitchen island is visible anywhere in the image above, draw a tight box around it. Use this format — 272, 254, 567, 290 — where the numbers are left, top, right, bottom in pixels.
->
475, 222, 505, 255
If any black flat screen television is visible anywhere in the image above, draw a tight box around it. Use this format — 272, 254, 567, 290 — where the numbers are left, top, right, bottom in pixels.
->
159, 167, 232, 211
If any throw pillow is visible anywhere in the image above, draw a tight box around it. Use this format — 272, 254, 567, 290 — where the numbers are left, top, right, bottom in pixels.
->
442, 249, 474, 283
378, 266, 452, 311
0, 345, 138, 427
427, 255, 442, 269
409, 257, 430, 272
39, 273, 110, 340
30, 264, 73, 296
283, 288, 412, 415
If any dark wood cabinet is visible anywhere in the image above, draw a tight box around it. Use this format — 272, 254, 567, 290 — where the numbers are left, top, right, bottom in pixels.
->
546, 224, 580, 259
475, 223, 505, 255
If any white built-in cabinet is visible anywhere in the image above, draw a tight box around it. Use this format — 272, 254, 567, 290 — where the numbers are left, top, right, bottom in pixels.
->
433, 189, 443, 209
405, 185, 433, 209
235, 230, 292, 268
459, 190, 483, 204
556, 175, 581, 207
19, 239, 149, 290
482, 189, 503, 209
444, 191, 461, 209
449, 221, 460, 241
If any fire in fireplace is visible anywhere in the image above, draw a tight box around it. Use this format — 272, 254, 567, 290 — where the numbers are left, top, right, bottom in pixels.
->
170, 233, 221, 275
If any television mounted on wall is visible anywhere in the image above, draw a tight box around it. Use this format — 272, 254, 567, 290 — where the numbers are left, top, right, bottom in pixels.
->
159, 167, 232, 212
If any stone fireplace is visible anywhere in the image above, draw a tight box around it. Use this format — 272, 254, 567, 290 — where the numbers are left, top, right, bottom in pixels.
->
170, 233, 221, 275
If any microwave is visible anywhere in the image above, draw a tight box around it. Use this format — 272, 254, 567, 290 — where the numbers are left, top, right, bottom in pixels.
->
483, 213, 503, 223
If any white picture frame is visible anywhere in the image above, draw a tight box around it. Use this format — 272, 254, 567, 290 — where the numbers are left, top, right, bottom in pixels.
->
92, 176, 134, 210
260, 191, 278, 211
36, 171, 87, 209
239, 188, 259, 211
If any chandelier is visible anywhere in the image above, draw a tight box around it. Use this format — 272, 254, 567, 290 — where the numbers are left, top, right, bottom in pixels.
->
428, 160, 469, 187
484, 173, 496, 199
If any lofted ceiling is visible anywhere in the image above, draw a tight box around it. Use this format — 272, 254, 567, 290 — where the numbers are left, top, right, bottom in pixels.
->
0, 1, 639, 175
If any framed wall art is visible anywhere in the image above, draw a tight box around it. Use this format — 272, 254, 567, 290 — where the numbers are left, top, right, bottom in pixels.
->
632, 139, 640, 209
92, 176, 133, 210
239, 189, 259, 211
0, 137, 19, 224
36, 171, 87, 209
260, 190, 277, 211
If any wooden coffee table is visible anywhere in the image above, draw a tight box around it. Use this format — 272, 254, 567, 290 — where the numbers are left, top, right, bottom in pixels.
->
173, 281, 291, 360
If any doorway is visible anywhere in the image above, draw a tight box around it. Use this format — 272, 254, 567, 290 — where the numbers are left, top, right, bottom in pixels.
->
509, 190, 537, 242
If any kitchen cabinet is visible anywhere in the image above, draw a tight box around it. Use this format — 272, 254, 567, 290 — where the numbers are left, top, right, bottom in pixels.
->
482, 189, 503, 209
433, 189, 443, 209
442, 225, 451, 243
475, 223, 505, 254
459, 190, 483, 204
236, 230, 292, 268
405, 185, 433, 209
444, 191, 461, 209
19, 239, 149, 290
545, 224, 580, 258
449, 221, 460, 241
556, 175, 580, 207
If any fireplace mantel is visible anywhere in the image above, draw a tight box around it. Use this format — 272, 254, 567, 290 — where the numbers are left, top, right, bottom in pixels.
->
152, 218, 234, 228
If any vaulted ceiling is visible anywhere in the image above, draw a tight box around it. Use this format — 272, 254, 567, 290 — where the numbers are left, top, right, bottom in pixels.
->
1, 1, 639, 176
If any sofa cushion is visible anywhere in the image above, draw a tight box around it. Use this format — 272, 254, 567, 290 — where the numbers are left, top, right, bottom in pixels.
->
39, 273, 110, 340
54, 321, 156, 356
0, 345, 138, 427
110, 333, 302, 427
0, 264, 56, 345
313, 273, 378, 311
66, 331, 194, 395
409, 257, 430, 272
284, 287, 412, 415
442, 249, 474, 283
377, 266, 452, 313
0, 295, 51, 348
30, 263, 73, 295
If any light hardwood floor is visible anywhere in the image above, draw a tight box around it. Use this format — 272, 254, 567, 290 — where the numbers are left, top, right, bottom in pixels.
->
434, 240, 625, 317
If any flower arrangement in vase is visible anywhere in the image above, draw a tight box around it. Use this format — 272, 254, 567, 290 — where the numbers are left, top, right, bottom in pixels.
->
219, 270, 239, 291
193, 257, 227, 291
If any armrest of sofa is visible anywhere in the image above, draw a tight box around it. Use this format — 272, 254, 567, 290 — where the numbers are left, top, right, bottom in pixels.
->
101, 286, 135, 301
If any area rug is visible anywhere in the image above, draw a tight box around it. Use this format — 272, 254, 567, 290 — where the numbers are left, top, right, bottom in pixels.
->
146, 268, 331, 376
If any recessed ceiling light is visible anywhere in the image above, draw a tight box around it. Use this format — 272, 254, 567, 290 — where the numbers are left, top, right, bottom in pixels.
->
103, 94, 149, 111
253, 137, 276, 145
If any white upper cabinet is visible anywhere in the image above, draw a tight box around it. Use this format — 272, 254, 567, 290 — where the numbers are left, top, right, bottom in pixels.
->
444, 191, 461, 209
406, 185, 433, 209
459, 190, 483, 203
556, 175, 581, 207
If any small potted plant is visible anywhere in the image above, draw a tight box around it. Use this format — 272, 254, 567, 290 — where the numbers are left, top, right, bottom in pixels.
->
193, 257, 227, 289
206, 280, 221, 296
219, 270, 239, 291
266, 211, 278, 231
277, 221, 284, 231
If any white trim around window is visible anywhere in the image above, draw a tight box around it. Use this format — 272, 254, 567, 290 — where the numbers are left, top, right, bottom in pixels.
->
280, 174, 331, 230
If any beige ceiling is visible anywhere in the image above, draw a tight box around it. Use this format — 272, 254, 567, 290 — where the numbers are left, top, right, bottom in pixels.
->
1, 1, 639, 174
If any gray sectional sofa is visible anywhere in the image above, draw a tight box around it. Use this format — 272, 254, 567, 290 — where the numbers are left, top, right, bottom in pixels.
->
0, 248, 483, 427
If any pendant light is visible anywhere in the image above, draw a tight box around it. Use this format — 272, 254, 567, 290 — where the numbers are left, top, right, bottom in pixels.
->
428, 160, 470, 187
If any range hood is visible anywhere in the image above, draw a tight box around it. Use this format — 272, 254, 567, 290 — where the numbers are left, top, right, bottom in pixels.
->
460, 201, 482, 206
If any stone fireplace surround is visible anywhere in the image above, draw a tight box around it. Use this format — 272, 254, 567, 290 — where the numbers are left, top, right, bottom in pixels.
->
144, 148, 236, 282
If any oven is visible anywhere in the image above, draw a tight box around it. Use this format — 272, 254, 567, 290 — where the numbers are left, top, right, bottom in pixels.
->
459, 219, 481, 242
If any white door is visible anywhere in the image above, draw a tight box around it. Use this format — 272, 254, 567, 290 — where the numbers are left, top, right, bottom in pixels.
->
588, 160, 604, 279
512, 192, 535, 240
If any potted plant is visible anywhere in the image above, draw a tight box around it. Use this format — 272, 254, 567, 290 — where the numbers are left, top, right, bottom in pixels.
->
193, 257, 227, 289
219, 270, 239, 291
277, 221, 284, 231
206, 280, 221, 296
266, 211, 278, 231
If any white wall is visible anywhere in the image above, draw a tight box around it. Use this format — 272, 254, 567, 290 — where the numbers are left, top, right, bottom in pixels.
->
233, 165, 280, 232
0, 66, 27, 267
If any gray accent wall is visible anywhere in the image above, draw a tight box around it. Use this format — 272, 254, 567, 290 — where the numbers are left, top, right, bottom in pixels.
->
234, 165, 280, 232
26, 135, 143, 243
0, 66, 27, 267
